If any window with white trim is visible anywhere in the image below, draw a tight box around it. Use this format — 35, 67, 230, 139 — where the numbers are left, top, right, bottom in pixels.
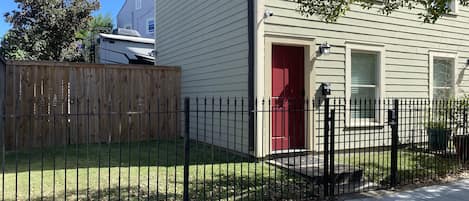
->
135, 0, 142, 10
346, 43, 385, 123
430, 52, 457, 100
147, 18, 155, 34
447, 0, 458, 14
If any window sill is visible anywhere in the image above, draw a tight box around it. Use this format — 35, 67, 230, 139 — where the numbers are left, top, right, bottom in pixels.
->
345, 121, 385, 130
444, 12, 458, 17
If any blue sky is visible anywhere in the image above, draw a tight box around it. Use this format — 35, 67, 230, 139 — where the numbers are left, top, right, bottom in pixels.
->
0, 0, 125, 38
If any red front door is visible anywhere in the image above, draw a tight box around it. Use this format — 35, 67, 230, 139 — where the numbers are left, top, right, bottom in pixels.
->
272, 45, 305, 151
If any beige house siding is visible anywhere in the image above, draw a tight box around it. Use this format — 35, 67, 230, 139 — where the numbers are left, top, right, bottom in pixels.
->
259, 0, 469, 153
155, 0, 469, 156
265, 0, 469, 98
155, 0, 250, 153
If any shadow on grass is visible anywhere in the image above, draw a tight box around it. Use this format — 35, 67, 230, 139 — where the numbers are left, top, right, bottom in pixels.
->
342, 149, 462, 186
188, 170, 320, 200
1, 139, 323, 200
34, 185, 180, 201
1, 139, 252, 173
384, 152, 460, 186
22, 169, 319, 201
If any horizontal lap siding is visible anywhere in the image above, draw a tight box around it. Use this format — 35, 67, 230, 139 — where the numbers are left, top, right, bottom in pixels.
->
265, 0, 469, 98
266, 0, 469, 151
156, 0, 249, 98
186, 99, 250, 153
155, 0, 250, 153
314, 100, 431, 151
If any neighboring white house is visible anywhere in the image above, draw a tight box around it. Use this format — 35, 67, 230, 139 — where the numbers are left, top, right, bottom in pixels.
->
155, 0, 469, 157
117, 0, 155, 39
99, 33, 155, 64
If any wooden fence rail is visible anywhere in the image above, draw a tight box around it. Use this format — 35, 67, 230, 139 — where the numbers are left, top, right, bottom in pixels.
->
1, 61, 181, 150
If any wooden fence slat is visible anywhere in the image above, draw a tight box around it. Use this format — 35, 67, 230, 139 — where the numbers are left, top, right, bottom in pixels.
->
2, 61, 180, 150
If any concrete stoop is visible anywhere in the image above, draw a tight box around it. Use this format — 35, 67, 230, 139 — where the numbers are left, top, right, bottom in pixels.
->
268, 154, 378, 195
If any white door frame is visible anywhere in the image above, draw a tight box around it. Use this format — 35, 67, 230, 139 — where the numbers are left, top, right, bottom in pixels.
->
254, 33, 316, 157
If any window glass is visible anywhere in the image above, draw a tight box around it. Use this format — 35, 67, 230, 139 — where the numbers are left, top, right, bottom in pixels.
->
136, 0, 142, 10
434, 88, 453, 100
433, 57, 454, 100
351, 88, 376, 118
351, 52, 377, 86
148, 19, 155, 33
447, 0, 457, 12
351, 52, 378, 118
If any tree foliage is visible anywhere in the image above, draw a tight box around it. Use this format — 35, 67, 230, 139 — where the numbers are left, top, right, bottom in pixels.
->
76, 13, 113, 40
0, 0, 100, 61
76, 13, 113, 62
297, 0, 469, 23
0, 31, 29, 60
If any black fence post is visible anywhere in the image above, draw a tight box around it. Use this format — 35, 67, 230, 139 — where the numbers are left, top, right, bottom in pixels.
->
463, 106, 468, 163
464, 107, 468, 135
323, 98, 330, 198
183, 97, 190, 201
329, 109, 336, 197
389, 99, 399, 188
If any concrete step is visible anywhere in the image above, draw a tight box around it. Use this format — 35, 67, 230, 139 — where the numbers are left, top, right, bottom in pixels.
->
268, 154, 364, 185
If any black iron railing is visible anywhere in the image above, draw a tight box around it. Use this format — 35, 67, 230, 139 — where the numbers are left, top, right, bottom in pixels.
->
0, 97, 468, 200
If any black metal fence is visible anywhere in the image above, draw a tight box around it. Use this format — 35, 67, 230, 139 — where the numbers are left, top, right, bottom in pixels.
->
321, 98, 469, 197
1, 97, 469, 200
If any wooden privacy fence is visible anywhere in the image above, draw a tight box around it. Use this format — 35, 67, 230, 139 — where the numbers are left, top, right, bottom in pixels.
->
1, 61, 181, 150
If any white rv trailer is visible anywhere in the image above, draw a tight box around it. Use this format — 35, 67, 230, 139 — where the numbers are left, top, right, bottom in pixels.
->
99, 32, 155, 65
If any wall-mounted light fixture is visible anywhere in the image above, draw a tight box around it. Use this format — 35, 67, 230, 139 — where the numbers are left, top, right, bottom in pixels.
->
319, 42, 331, 55
320, 83, 332, 96
466, 59, 469, 65
264, 10, 274, 19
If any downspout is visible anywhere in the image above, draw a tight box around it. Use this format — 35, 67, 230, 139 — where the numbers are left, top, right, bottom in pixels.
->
247, 0, 255, 152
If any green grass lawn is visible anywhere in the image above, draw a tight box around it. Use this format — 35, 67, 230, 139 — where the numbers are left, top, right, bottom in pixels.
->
3, 139, 462, 200
337, 148, 461, 186
0, 140, 315, 201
